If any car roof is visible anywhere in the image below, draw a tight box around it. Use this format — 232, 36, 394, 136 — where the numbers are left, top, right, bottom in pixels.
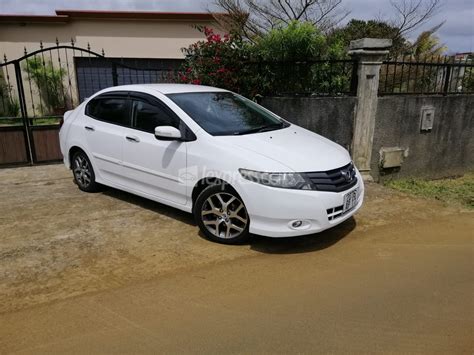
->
98, 84, 229, 95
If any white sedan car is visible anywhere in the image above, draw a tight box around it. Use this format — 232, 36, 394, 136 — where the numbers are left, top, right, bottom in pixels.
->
59, 84, 364, 244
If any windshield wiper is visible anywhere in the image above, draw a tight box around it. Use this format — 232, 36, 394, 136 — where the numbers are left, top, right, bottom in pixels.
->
233, 122, 286, 135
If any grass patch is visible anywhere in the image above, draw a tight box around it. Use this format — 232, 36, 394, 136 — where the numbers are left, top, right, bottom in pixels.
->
0, 117, 60, 126
33, 117, 60, 125
385, 173, 474, 209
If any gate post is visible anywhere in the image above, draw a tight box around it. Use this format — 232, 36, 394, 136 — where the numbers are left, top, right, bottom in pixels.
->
13, 61, 34, 164
349, 38, 391, 180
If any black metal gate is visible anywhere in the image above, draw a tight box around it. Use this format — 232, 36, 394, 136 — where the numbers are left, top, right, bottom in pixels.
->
0, 41, 104, 166
0, 40, 181, 167
75, 57, 182, 101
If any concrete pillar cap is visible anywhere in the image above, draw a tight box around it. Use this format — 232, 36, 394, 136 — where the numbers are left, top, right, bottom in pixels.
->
349, 38, 392, 51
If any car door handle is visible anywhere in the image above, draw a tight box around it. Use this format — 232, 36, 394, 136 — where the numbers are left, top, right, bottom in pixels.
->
84, 125, 95, 131
125, 135, 140, 143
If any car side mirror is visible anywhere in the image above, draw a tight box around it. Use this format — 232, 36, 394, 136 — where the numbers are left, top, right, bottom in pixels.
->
154, 126, 182, 141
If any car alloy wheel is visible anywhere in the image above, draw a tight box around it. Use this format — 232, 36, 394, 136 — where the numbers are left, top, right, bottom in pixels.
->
71, 151, 100, 192
73, 154, 92, 189
201, 192, 249, 240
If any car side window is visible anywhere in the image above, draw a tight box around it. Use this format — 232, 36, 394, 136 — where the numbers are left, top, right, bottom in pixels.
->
132, 98, 180, 133
86, 96, 130, 126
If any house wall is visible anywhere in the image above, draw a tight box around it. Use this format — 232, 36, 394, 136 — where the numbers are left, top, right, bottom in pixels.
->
0, 19, 217, 59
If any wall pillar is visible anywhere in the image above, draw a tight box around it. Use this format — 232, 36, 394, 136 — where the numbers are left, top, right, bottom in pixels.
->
349, 38, 391, 180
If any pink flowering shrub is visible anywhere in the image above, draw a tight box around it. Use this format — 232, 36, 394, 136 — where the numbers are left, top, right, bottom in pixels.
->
178, 27, 256, 96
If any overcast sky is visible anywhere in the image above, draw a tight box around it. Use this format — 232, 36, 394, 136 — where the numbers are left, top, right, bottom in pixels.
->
1, 0, 472, 53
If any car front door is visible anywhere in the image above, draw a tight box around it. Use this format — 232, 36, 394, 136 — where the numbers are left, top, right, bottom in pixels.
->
121, 92, 188, 205
84, 92, 131, 186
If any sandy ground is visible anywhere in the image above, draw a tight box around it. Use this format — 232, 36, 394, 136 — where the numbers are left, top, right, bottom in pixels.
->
0, 164, 473, 353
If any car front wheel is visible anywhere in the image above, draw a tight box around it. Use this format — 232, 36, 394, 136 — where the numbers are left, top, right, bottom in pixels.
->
194, 184, 250, 244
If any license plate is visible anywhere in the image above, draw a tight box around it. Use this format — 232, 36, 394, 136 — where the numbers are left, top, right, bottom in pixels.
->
343, 188, 358, 213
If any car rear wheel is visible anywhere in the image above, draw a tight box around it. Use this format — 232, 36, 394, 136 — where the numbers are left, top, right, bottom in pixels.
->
72, 150, 100, 192
194, 184, 250, 244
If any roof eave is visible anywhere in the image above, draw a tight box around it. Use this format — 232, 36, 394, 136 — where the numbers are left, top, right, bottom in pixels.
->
0, 14, 69, 24
55, 10, 225, 21
0, 10, 226, 24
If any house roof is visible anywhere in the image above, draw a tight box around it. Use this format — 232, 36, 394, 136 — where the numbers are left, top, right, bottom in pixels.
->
0, 10, 224, 24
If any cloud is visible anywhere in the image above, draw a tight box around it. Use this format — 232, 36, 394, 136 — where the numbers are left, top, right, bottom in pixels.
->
0, 0, 210, 13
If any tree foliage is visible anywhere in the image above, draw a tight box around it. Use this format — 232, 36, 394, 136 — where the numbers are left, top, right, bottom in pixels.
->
251, 21, 349, 94
182, 0, 450, 97
23, 57, 68, 115
329, 19, 408, 55
178, 27, 255, 95
0, 72, 20, 117
411, 24, 447, 57
213, 0, 349, 40
253, 20, 344, 60
178, 23, 351, 97
213, 0, 442, 44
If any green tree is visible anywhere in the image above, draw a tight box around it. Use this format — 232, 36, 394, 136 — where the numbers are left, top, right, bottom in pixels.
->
252, 20, 344, 60
213, 0, 349, 40
251, 21, 349, 95
410, 24, 447, 57
329, 19, 408, 55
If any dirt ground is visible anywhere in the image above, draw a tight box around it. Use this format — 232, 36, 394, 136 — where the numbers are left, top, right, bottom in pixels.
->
0, 164, 473, 353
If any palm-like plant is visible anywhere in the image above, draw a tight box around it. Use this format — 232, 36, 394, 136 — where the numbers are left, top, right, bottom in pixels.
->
23, 57, 67, 115
411, 24, 447, 57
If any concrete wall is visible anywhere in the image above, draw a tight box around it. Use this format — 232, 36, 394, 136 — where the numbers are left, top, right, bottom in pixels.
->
261, 97, 357, 151
371, 95, 474, 181
261, 95, 473, 180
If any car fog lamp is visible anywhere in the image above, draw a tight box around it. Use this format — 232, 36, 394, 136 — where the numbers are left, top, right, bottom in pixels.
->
292, 220, 303, 228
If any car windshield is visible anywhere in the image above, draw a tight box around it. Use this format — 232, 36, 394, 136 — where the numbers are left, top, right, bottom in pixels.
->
167, 91, 289, 136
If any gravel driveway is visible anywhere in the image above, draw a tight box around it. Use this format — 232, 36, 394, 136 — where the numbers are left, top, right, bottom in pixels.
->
0, 164, 469, 314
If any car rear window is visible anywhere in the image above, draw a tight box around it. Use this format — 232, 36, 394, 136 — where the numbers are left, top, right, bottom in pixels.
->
86, 97, 130, 126
132, 99, 179, 133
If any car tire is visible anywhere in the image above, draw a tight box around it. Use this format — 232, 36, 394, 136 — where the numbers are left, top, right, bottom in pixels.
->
71, 150, 101, 192
194, 184, 250, 244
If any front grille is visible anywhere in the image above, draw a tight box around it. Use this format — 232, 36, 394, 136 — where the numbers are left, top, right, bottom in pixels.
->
304, 162, 357, 192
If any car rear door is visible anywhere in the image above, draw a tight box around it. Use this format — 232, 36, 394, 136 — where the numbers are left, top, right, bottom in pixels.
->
121, 92, 187, 205
84, 91, 131, 186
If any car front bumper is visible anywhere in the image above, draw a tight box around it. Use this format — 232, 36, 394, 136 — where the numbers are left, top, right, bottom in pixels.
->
237, 172, 364, 238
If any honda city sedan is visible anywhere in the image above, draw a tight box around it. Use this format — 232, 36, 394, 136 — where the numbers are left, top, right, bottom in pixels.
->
59, 84, 364, 244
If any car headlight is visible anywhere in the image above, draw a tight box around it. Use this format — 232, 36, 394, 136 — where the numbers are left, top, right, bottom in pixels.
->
239, 169, 311, 189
